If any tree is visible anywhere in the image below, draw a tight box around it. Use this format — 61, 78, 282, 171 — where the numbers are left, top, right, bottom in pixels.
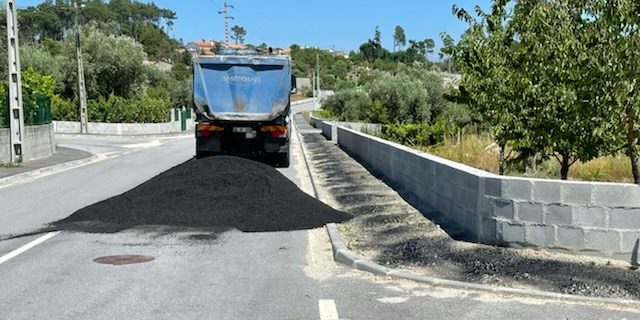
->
230, 25, 247, 44
62, 25, 148, 100
393, 25, 406, 52
588, 0, 640, 184
443, 1, 611, 179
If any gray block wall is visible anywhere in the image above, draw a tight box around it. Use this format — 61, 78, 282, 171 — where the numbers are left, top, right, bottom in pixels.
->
54, 119, 194, 135
1, 124, 56, 162
334, 125, 640, 260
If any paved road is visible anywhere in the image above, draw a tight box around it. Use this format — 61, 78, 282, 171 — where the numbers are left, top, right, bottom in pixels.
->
0, 101, 637, 319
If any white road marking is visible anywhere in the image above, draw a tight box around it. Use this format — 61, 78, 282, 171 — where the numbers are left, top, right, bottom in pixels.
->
0, 231, 61, 265
318, 299, 340, 320
377, 297, 409, 304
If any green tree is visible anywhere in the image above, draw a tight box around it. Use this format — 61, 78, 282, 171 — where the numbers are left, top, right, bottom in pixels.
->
443, 1, 611, 179
62, 25, 148, 99
393, 25, 406, 52
230, 25, 247, 44
589, 0, 640, 184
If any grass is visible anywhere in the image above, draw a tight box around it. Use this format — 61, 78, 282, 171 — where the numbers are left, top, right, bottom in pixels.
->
421, 134, 634, 183
0, 162, 21, 168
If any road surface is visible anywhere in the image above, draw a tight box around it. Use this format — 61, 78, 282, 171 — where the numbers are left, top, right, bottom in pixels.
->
0, 101, 637, 319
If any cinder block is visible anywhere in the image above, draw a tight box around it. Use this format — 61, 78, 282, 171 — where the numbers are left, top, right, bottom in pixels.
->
592, 184, 625, 207
533, 180, 562, 203
622, 231, 640, 252
479, 218, 498, 242
526, 224, 556, 246
517, 202, 545, 223
572, 206, 607, 228
624, 186, 640, 207
503, 179, 534, 201
545, 204, 572, 225
585, 229, 621, 252
499, 221, 526, 243
477, 197, 492, 217
555, 226, 585, 249
494, 199, 515, 219
484, 177, 503, 197
609, 208, 640, 229
561, 182, 593, 205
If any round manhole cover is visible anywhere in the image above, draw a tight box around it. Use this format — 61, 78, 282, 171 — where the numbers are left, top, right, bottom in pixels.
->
93, 255, 154, 265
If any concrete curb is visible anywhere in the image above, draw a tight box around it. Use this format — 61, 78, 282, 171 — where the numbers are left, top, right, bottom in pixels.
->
324, 223, 640, 307
0, 153, 99, 188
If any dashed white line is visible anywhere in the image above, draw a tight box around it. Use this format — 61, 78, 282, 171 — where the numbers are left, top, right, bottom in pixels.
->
0, 231, 61, 265
318, 299, 340, 320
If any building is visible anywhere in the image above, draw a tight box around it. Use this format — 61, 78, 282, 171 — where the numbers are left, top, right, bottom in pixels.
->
186, 40, 249, 56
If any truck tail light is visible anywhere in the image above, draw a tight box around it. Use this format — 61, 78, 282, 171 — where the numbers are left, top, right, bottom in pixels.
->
197, 123, 224, 137
260, 125, 288, 138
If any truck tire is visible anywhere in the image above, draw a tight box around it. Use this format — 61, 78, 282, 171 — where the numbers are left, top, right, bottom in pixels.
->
277, 153, 290, 168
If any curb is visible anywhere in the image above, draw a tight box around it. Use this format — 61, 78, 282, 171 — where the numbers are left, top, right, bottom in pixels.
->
324, 223, 640, 308
295, 118, 640, 308
0, 154, 99, 188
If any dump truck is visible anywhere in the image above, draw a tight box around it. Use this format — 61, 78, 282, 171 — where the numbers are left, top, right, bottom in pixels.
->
192, 52, 293, 167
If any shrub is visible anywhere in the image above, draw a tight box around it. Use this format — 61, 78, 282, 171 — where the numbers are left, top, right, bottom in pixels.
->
322, 89, 371, 121
368, 73, 431, 124
52, 96, 77, 121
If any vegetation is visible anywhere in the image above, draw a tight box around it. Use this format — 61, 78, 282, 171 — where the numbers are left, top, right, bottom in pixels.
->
437, 0, 640, 183
230, 25, 247, 45
1, 0, 190, 124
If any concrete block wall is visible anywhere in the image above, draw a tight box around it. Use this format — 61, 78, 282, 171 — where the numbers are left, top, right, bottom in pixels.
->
309, 116, 382, 142
334, 125, 640, 260
54, 119, 194, 135
1, 124, 56, 162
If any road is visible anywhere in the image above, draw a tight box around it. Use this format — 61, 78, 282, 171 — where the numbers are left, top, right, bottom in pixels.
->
0, 101, 637, 319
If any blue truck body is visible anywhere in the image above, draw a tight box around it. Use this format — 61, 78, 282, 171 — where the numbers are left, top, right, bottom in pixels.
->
192, 54, 292, 166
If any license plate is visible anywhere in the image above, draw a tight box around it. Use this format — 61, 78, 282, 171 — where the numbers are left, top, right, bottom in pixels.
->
232, 127, 253, 133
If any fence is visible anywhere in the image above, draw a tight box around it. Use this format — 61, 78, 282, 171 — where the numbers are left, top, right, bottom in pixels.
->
1, 92, 52, 128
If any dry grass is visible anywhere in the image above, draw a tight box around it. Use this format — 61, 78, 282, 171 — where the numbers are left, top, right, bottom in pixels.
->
422, 134, 634, 183
424, 134, 499, 173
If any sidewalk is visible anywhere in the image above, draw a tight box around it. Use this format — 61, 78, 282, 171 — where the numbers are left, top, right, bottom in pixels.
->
0, 147, 92, 179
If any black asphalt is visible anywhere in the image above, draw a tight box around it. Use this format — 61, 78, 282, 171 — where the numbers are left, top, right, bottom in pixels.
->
54, 156, 351, 233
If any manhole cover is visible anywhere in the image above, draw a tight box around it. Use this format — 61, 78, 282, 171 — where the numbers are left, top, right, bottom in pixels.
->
93, 255, 154, 265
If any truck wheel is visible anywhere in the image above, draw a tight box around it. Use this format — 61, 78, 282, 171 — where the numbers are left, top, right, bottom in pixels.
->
278, 153, 290, 168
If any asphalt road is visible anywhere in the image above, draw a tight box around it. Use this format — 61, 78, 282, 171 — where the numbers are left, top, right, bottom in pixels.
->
0, 101, 637, 319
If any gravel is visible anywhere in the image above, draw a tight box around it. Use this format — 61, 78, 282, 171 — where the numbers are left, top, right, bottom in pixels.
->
298, 115, 640, 300
53, 156, 351, 233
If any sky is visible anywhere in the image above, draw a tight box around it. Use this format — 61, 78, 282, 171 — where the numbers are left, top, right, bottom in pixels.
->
16, 0, 491, 57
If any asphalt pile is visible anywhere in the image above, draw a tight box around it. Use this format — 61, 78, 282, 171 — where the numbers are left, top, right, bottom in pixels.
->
53, 156, 351, 233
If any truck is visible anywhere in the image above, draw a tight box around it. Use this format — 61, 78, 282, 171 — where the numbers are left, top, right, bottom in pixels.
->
192, 52, 294, 167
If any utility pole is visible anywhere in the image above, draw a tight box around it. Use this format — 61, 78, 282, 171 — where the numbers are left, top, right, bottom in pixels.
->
74, 0, 88, 133
6, 0, 25, 163
218, 2, 234, 47
315, 52, 320, 99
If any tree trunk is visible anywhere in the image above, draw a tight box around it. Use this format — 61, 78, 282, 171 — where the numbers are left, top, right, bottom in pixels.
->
499, 144, 506, 176
560, 153, 570, 180
626, 121, 640, 184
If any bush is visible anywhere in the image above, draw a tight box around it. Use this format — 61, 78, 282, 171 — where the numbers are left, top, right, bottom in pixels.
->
87, 93, 171, 123
368, 73, 432, 124
381, 119, 455, 147
52, 96, 77, 121
322, 89, 371, 121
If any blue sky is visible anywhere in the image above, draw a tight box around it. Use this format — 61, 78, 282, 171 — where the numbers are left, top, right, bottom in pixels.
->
18, 0, 491, 56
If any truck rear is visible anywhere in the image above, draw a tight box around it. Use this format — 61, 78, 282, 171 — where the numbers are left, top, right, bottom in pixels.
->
192, 54, 292, 166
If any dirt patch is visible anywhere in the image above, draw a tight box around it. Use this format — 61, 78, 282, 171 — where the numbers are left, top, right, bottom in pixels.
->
298, 115, 640, 300
52, 156, 351, 233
